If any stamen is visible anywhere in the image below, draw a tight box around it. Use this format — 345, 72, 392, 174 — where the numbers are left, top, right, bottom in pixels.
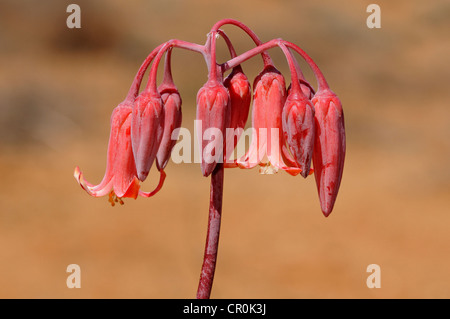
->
108, 191, 124, 206
258, 162, 278, 175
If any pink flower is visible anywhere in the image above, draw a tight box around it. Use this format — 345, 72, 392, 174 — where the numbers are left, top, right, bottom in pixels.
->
156, 84, 182, 170
196, 80, 231, 177
312, 89, 346, 216
237, 66, 303, 176
155, 48, 183, 170
223, 65, 251, 162
282, 85, 315, 178
131, 91, 165, 181
74, 101, 165, 206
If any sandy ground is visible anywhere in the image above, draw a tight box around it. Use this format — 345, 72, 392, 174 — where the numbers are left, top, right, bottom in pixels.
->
0, 0, 449, 298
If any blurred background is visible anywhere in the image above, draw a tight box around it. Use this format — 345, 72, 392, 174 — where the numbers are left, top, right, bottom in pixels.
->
0, 0, 449, 298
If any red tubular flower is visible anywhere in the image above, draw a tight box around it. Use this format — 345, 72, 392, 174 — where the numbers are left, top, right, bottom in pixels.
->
282, 88, 315, 178
196, 80, 231, 177
74, 101, 163, 206
131, 91, 165, 181
156, 85, 182, 170
155, 47, 183, 170
223, 65, 251, 162
312, 89, 346, 217
237, 66, 302, 176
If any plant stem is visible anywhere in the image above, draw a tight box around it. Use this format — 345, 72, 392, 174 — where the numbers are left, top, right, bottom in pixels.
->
125, 40, 206, 101
279, 43, 301, 93
211, 18, 273, 67
196, 163, 224, 299
217, 29, 237, 58
207, 31, 223, 83
282, 40, 330, 91
223, 39, 329, 92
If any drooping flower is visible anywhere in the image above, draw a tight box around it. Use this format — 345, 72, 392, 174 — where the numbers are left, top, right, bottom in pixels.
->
154, 48, 183, 170
156, 86, 182, 170
74, 101, 165, 206
196, 80, 231, 177
282, 85, 315, 178
312, 89, 346, 216
131, 90, 165, 181
236, 65, 303, 176
223, 65, 251, 163
156, 83, 182, 171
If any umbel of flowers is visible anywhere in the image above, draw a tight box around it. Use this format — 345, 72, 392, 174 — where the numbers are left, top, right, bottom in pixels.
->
74, 19, 346, 298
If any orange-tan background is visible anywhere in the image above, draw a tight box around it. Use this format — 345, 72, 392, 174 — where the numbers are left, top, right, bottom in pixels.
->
0, 0, 449, 298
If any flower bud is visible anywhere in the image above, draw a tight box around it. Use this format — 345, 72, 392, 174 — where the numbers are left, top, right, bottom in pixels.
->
282, 90, 315, 178
312, 89, 346, 217
131, 91, 164, 181
196, 81, 231, 176
223, 66, 251, 161
156, 87, 182, 170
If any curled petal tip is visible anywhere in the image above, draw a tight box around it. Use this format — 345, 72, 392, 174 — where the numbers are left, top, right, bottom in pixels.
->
74, 166, 90, 193
139, 170, 166, 198
74, 166, 81, 181
73, 166, 112, 197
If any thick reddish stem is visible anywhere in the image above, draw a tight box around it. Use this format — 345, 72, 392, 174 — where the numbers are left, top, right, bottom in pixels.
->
160, 48, 175, 89
223, 39, 329, 91
125, 43, 165, 101
207, 31, 223, 83
217, 29, 237, 58
211, 18, 273, 67
209, 31, 218, 81
279, 43, 301, 93
196, 163, 224, 299
146, 42, 171, 94
125, 40, 206, 102
282, 40, 330, 91
222, 38, 279, 71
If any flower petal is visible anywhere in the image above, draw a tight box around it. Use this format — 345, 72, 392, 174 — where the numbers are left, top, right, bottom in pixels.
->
140, 170, 166, 197
112, 105, 142, 197
74, 166, 113, 197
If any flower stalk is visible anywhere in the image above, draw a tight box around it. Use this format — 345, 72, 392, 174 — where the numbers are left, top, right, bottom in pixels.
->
196, 163, 224, 299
